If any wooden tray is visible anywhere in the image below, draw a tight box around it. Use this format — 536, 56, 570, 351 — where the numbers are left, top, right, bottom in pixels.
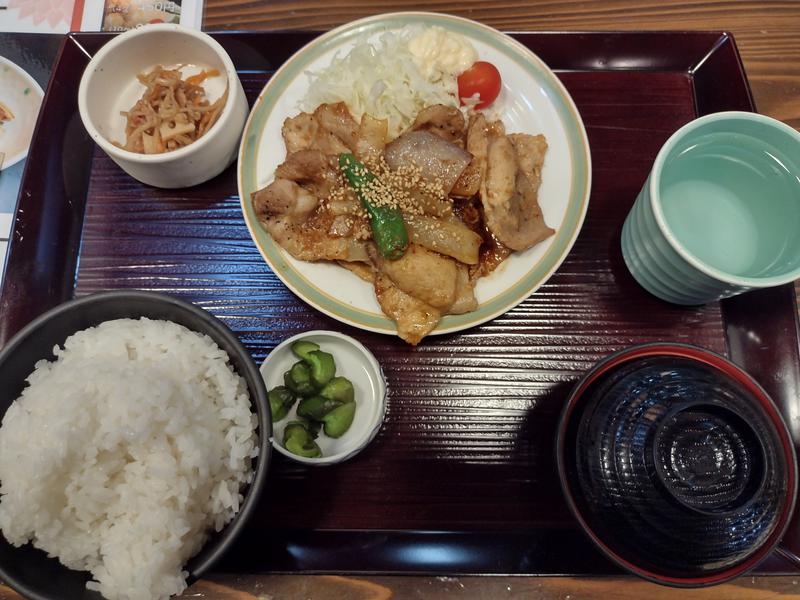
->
2, 30, 799, 576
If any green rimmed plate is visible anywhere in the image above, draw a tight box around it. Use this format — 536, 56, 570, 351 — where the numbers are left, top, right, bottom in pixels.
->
238, 12, 591, 338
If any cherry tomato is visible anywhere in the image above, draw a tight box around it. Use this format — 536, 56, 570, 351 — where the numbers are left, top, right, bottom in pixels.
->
457, 61, 502, 109
149, 18, 165, 24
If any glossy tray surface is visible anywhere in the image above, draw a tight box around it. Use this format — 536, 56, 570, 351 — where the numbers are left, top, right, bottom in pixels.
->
1, 30, 799, 575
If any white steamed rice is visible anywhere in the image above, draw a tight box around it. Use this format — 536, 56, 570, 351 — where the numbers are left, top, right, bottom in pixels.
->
0, 318, 258, 600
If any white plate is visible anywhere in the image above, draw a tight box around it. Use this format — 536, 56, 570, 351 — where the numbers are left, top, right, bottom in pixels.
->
0, 56, 44, 171
238, 12, 591, 338
260, 331, 387, 465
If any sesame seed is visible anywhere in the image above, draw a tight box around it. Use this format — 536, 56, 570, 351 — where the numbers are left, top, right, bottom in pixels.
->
336, 156, 451, 220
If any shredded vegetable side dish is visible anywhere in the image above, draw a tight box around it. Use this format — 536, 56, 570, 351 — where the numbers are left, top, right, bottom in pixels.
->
116, 65, 227, 154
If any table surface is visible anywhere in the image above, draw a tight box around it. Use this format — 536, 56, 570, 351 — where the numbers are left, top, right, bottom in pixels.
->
2, 0, 800, 598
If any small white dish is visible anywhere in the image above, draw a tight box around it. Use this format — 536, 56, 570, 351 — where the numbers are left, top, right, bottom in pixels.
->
260, 330, 387, 465
0, 57, 44, 171
78, 24, 248, 188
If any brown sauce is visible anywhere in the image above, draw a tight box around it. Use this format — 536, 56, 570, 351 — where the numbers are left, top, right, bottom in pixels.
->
453, 197, 511, 278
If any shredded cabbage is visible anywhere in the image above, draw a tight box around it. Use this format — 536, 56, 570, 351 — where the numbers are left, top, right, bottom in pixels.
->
302, 29, 463, 138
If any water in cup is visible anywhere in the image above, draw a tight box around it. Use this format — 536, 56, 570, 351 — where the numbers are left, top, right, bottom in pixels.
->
660, 130, 800, 278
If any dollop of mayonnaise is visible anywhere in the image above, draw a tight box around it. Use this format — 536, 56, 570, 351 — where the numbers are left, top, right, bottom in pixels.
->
407, 26, 477, 82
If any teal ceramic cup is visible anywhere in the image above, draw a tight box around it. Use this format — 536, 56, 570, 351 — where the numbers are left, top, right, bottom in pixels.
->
621, 111, 800, 305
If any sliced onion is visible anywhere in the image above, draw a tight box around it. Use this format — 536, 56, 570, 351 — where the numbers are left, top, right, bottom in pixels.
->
384, 130, 472, 194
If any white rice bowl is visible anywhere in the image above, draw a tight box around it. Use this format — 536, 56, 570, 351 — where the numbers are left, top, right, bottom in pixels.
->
0, 318, 258, 600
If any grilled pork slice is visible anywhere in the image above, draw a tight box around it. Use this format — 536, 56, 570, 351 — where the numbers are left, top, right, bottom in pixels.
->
509, 133, 547, 183
313, 102, 360, 151
455, 113, 507, 199
252, 178, 368, 262
281, 111, 350, 155
369, 244, 458, 311
338, 261, 375, 283
450, 158, 482, 198
410, 104, 466, 143
481, 134, 554, 251
252, 178, 318, 224
466, 113, 505, 162
275, 150, 339, 199
448, 265, 478, 315
374, 273, 441, 346
282, 102, 388, 167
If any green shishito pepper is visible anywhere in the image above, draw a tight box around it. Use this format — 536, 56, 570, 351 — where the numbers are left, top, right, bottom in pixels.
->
268, 386, 296, 422
338, 153, 408, 260
283, 421, 322, 458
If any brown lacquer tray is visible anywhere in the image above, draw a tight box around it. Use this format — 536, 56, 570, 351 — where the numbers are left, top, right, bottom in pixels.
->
2, 30, 800, 576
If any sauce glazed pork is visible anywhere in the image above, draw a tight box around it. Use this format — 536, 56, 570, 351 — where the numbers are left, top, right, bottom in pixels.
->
252, 102, 554, 344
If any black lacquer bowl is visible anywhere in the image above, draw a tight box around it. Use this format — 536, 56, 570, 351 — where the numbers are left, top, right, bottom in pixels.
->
557, 343, 797, 587
0, 291, 272, 600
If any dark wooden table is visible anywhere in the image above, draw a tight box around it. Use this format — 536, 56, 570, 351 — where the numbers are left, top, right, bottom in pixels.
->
2, 1, 800, 598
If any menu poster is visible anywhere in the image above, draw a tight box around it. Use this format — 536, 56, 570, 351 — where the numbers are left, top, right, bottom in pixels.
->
78, 0, 202, 30
102, 0, 180, 30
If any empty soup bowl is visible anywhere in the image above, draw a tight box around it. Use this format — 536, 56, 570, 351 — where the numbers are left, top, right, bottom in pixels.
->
621, 111, 800, 304
557, 343, 797, 587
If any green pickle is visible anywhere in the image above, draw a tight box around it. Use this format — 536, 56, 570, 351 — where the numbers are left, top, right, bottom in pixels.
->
305, 418, 322, 438
291, 416, 321, 438
320, 376, 355, 403
278, 342, 360, 458
284, 361, 315, 396
283, 421, 322, 458
297, 395, 342, 421
322, 402, 357, 438
305, 350, 336, 388
291, 340, 320, 361
267, 386, 296, 422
